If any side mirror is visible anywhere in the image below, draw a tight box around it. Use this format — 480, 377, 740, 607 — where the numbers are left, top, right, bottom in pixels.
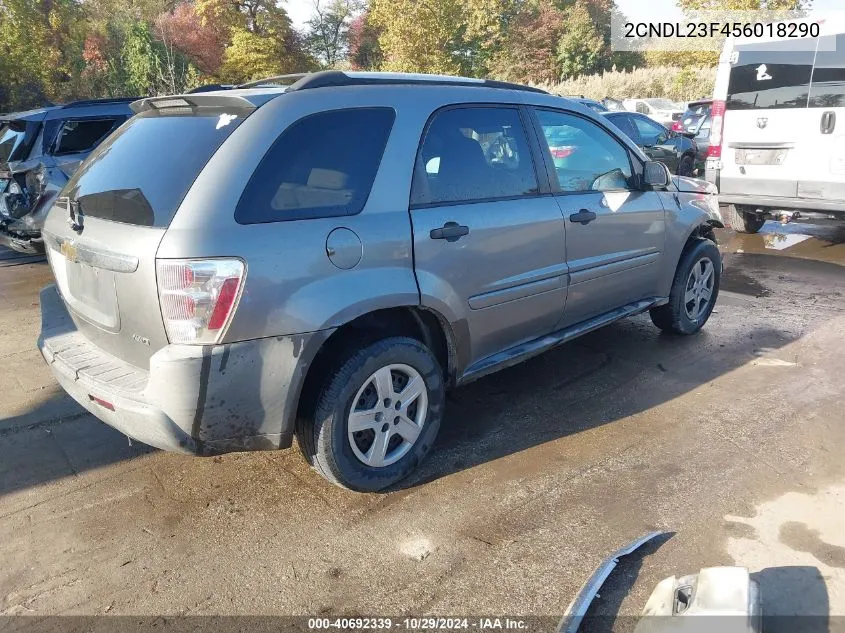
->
643, 160, 670, 188
681, 131, 696, 139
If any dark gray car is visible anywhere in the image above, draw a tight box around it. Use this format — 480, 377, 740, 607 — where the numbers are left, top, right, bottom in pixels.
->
603, 111, 699, 177
0, 98, 134, 254
38, 72, 724, 491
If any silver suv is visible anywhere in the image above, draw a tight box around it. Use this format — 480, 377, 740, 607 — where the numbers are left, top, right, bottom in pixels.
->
38, 71, 724, 491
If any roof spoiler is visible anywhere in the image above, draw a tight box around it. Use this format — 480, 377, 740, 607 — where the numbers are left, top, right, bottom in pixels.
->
130, 94, 258, 114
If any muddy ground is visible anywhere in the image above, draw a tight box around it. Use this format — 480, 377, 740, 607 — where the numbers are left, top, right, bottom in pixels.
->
1, 221, 844, 630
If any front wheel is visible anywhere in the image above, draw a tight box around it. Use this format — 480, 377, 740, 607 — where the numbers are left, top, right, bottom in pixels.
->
650, 238, 721, 335
297, 337, 445, 492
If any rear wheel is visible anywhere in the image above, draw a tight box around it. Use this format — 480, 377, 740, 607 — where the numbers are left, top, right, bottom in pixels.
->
650, 238, 720, 335
297, 337, 444, 492
726, 204, 766, 234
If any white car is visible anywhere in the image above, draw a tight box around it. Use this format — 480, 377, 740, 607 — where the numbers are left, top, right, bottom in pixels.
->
623, 98, 685, 128
705, 15, 845, 233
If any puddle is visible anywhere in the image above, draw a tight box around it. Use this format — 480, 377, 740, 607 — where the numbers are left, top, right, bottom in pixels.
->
721, 268, 772, 297
764, 233, 813, 251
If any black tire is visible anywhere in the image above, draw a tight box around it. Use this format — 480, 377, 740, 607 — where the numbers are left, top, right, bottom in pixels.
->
297, 337, 444, 492
678, 153, 695, 177
726, 204, 765, 234
650, 238, 721, 335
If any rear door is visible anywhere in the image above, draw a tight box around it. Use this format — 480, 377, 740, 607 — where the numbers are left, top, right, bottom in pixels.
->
409, 105, 568, 366
799, 29, 845, 202
531, 108, 666, 327
43, 104, 250, 369
719, 36, 818, 199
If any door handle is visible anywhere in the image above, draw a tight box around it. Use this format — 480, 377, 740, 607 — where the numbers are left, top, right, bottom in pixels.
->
430, 221, 469, 242
569, 209, 597, 225
821, 110, 836, 134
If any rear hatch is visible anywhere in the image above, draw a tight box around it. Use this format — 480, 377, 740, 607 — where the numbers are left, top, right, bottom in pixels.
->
719, 37, 818, 198
43, 97, 253, 369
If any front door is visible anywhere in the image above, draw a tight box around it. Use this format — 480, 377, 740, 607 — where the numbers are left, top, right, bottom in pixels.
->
630, 113, 681, 174
409, 105, 568, 368
531, 108, 666, 328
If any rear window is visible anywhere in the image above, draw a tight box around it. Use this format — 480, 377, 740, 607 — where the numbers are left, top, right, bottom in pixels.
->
0, 123, 26, 164
727, 40, 816, 110
52, 118, 121, 155
809, 34, 845, 108
64, 109, 245, 227
235, 108, 395, 224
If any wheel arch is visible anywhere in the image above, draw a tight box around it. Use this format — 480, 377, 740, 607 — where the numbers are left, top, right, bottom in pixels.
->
294, 305, 459, 438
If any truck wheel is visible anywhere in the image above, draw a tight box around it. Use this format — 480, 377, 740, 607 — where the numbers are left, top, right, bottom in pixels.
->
678, 154, 695, 177
298, 337, 444, 492
650, 238, 721, 335
726, 204, 766, 234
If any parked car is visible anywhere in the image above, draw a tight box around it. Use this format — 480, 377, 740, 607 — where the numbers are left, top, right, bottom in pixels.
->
0, 97, 135, 254
565, 96, 609, 114
38, 71, 724, 491
707, 17, 845, 233
623, 98, 685, 128
603, 111, 699, 176
601, 97, 627, 112
673, 99, 712, 175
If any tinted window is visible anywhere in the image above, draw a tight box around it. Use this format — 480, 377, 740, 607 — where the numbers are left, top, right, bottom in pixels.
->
65, 109, 244, 227
631, 115, 668, 146
727, 40, 816, 110
606, 113, 640, 143
0, 124, 25, 164
536, 109, 634, 193
236, 108, 394, 224
411, 107, 538, 206
635, 102, 650, 114
53, 118, 120, 155
809, 34, 845, 108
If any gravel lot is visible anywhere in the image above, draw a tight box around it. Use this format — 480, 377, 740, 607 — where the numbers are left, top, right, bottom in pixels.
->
1, 222, 844, 628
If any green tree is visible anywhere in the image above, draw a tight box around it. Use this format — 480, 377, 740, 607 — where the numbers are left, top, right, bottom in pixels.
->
305, 0, 362, 68
198, 0, 316, 82
369, 0, 516, 76
488, 2, 566, 83
556, 1, 606, 78
0, 0, 87, 109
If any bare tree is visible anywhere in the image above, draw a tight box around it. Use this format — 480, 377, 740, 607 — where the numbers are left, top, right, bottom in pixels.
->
305, 0, 363, 67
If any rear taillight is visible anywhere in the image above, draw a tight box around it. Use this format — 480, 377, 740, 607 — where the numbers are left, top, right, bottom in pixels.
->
156, 259, 245, 345
551, 146, 575, 159
707, 100, 726, 158
671, 121, 684, 132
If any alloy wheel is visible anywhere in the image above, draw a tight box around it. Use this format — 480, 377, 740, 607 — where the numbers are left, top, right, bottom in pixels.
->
347, 364, 428, 468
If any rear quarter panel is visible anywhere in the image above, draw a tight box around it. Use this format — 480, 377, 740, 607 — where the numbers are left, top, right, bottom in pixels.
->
157, 88, 435, 341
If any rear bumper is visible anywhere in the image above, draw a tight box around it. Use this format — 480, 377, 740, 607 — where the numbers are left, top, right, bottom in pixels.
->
717, 193, 845, 217
38, 284, 333, 454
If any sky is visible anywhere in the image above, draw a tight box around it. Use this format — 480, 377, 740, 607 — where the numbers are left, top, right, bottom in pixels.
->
283, 0, 845, 32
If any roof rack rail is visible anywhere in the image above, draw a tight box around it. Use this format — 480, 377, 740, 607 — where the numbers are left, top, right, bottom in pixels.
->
61, 96, 140, 109
237, 73, 310, 89
188, 83, 235, 93
236, 70, 548, 94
